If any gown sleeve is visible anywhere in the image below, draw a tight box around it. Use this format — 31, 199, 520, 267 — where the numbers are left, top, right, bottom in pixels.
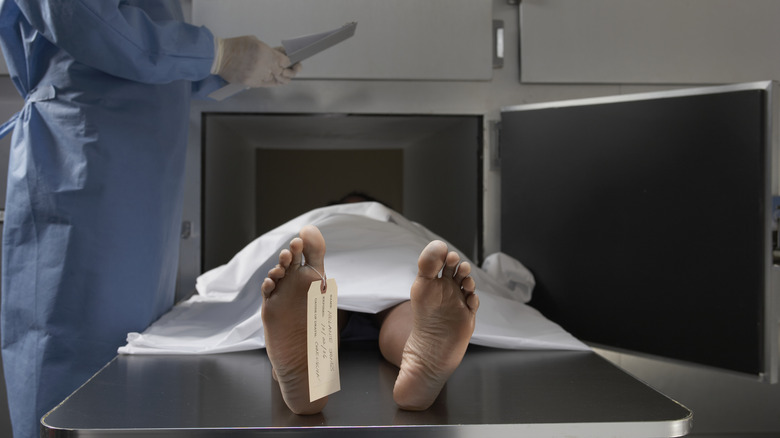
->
13, 0, 216, 84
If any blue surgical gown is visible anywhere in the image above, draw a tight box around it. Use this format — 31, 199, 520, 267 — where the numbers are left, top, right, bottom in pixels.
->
0, 1, 225, 437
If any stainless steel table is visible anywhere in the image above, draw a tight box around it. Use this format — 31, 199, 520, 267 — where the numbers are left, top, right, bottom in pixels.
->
41, 342, 692, 437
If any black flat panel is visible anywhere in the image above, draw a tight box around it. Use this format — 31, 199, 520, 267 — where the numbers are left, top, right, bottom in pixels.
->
501, 89, 767, 375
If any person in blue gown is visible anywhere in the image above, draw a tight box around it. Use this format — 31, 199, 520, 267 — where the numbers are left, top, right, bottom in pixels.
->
0, 1, 300, 437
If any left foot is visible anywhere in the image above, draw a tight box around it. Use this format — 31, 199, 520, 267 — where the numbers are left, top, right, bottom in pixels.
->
393, 241, 479, 410
261, 225, 328, 415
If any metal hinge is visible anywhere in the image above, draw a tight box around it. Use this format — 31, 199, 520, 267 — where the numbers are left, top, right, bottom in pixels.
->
181, 221, 192, 239
490, 121, 501, 170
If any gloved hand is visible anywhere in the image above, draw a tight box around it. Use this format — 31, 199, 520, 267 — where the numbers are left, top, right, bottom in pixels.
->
211, 36, 302, 87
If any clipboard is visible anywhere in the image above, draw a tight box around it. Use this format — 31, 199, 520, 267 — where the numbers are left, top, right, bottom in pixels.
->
208, 22, 357, 101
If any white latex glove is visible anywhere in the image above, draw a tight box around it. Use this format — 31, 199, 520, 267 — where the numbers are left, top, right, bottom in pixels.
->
211, 36, 302, 87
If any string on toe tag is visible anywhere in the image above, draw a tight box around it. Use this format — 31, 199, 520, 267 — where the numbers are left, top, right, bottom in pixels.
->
305, 263, 327, 293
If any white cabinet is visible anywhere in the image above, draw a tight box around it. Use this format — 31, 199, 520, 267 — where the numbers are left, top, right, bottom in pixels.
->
192, 0, 494, 80
520, 0, 780, 84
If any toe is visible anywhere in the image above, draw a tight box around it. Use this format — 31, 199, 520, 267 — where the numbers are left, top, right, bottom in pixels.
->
461, 276, 476, 295
299, 225, 326, 273
268, 265, 286, 281
454, 261, 471, 283
261, 277, 276, 298
417, 241, 448, 280
466, 291, 480, 312
289, 237, 304, 267
278, 249, 293, 269
442, 251, 460, 278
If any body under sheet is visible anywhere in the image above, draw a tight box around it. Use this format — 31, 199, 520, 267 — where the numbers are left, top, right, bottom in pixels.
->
119, 202, 588, 354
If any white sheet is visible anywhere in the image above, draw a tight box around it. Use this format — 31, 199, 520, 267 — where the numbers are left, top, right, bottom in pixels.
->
119, 202, 588, 354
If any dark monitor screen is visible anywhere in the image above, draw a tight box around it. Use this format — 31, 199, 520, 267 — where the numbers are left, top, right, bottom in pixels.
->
500, 85, 771, 376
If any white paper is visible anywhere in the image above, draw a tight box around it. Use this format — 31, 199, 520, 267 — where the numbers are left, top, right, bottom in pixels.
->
282, 22, 357, 65
207, 83, 248, 101
307, 279, 340, 401
207, 22, 357, 101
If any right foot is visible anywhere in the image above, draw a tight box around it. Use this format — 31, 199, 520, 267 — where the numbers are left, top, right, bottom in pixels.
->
393, 241, 479, 410
261, 225, 328, 415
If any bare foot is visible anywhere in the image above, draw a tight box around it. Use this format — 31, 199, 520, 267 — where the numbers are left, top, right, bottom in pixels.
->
261, 225, 328, 415
393, 240, 479, 410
